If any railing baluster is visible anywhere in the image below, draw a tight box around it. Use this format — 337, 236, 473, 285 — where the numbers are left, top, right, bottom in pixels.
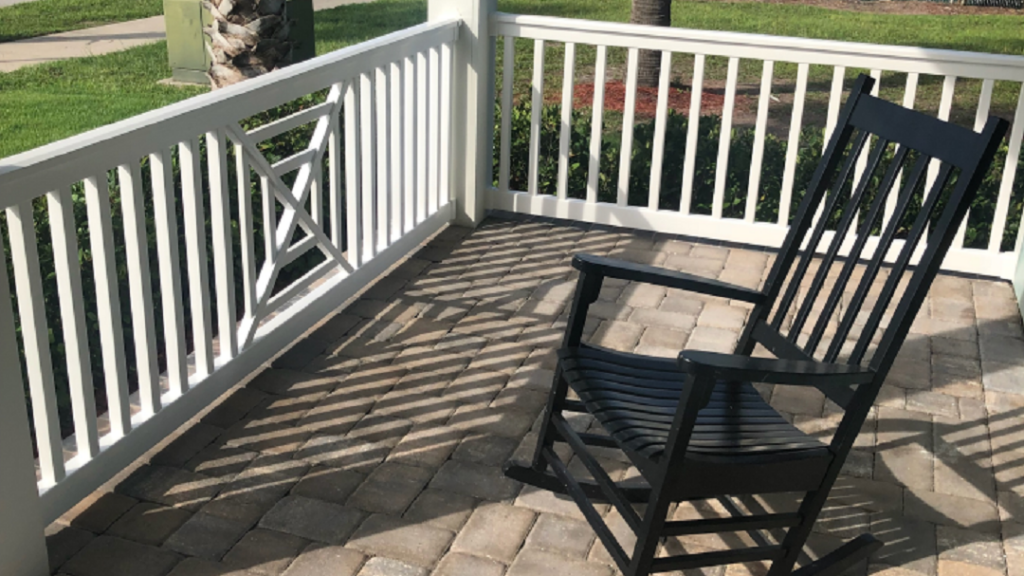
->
0, 238, 49, 576
975, 80, 996, 128
119, 162, 161, 415
824, 66, 846, 149
439, 42, 453, 208
429, 46, 442, 213
329, 82, 344, 250
180, 138, 215, 377
236, 141, 258, 318
46, 186, 101, 458
778, 62, 809, 226
903, 72, 920, 109
500, 36, 514, 195
261, 173, 276, 261
207, 130, 238, 360
713, 56, 740, 219
310, 151, 323, 228
681, 53, 705, 215
528, 39, 545, 196
150, 149, 189, 396
417, 50, 429, 222
344, 79, 363, 268
404, 56, 417, 231
993, 82, 1024, 252
84, 174, 131, 437
926, 75, 957, 194
955, 78, 995, 249
312, 162, 323, 228
8, 200, 65, 484
746, 60, 774, 223
649, 50, 673, 211
390, 60, 404, 236
586, 45, 607, 204
617, 47, 640, 207
375, 65, 390, 248
360, 71, 377, 261
557, 42, 577, 200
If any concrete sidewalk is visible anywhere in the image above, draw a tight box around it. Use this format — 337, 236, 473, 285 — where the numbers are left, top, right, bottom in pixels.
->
0, 0, 374, 73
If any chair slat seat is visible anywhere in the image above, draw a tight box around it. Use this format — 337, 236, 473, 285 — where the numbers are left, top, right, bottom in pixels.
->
560, 345, 827, 461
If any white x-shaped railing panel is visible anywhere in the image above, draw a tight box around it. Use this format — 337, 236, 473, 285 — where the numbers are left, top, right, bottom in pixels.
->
227, 83, 355, 349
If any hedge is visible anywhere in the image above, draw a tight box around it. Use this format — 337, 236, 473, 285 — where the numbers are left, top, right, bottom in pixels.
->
493, 99, 1024, 247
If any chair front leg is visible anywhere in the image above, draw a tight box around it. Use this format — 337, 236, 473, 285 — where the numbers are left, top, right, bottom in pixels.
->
530, 269, 603, 471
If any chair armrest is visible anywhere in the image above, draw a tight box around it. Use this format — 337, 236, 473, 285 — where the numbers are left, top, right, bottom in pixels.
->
677, 350, 875, 387
572, 253, 766, 305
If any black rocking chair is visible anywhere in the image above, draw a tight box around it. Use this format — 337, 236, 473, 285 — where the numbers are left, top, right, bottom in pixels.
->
504, 74, 1009, 576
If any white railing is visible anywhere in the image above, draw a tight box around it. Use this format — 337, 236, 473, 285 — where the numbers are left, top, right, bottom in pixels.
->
0, 15, 459, 574
489, 13, 1024, 279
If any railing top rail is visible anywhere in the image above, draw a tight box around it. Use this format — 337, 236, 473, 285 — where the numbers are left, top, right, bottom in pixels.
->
0, 17, 460, 206
491, 12, 1024, 81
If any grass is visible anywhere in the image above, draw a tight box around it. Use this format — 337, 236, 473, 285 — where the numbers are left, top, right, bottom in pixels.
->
0, 0, 426, 158
0, 0, 164, 42
500, 0, 1024, 130
1, 0, 1023, 158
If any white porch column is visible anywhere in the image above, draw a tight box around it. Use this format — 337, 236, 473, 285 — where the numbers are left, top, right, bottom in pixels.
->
0, 253, 49, 575
429, 0, 496, 227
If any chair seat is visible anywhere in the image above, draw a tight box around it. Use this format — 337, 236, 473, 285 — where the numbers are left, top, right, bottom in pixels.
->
559, 345, 828, 462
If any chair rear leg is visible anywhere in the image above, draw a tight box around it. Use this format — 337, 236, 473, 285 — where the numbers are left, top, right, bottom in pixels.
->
529, 269, 604, 471
529, 366, 571, 471
766, 484, 883, 576
764, 488, 825, 576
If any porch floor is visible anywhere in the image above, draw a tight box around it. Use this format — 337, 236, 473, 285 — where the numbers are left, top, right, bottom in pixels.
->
45, 213, 1024, 576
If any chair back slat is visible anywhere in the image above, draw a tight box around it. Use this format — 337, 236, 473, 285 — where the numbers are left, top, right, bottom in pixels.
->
788, 136, 890, 345
869, 117, 1006, 378
808, 144, 909, 358
848, 163, 953, 365
751, 76, 873, 332
769, 129, 871, 332
744, 74, 1009, 411
817, 144, 911, 361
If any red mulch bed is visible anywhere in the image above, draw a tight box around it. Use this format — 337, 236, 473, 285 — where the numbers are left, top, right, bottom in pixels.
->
547, 81, 750, 118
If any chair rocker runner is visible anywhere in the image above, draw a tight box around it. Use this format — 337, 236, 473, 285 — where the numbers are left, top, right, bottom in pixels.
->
503, 75, 1009, 576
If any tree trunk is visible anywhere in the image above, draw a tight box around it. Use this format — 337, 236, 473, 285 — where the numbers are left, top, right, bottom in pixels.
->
203, 0, 293, 89
630, 0, 671, 87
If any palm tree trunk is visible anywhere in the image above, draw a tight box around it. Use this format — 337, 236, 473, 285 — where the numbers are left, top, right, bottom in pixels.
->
630, 0, 671, 87
204, 0, 293, 89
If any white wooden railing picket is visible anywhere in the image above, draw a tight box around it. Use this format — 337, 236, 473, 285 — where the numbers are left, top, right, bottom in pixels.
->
489, 13, 1024, 279
0, 16, 460, 575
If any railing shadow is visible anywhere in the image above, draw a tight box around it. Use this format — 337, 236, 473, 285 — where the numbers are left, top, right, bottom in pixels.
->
47, 212, 1024, 576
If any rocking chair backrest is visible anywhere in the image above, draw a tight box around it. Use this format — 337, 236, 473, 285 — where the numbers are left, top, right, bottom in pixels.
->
743, 75, 1008, 410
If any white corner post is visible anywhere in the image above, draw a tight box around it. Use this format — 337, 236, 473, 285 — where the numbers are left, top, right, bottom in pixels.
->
429, 0, 496, 227
0, 253, 49, 576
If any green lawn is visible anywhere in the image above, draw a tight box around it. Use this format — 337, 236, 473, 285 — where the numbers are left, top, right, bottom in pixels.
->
1, 0, 1023, 158
0, 0, 426, 158
0, 0, 164, 42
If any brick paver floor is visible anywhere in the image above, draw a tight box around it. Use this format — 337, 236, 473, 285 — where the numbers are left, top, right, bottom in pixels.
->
48, 213, 1024, 576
